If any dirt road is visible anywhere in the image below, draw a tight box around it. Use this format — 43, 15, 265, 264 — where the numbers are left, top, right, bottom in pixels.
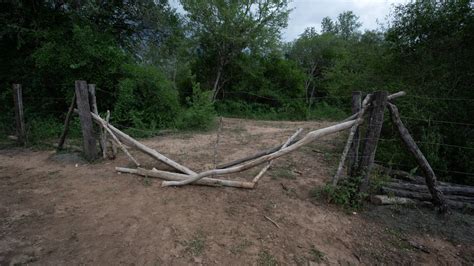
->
1, 118, 472, 265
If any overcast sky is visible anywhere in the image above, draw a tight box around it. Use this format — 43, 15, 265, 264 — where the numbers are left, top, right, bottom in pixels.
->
170, 0, 408, 42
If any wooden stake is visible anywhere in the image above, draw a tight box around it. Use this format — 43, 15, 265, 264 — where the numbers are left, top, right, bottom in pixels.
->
347, 91, 362, 176
357, 91, 388, 193
332, 94, 371, 185
102, 110, 111, 159
387, 102, 448, 212
99, 119, 140, 167
88, 84, 105, 154
57, 93, 76, 150
12, 84, 26, 145
75, 80, 97, 161
252, 128, 303, 184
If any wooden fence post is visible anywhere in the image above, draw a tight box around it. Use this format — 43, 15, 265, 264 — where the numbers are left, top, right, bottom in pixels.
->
75, 81, 97, 161
12, 84, 26, 145
57, 93, 76, 150
87, 84, 105, 155
387, 103, 447, 212
357, 91, 388, 192
348, 91, 361, 177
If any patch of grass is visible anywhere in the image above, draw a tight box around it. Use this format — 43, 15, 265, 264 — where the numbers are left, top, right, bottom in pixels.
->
142, 176, 152, 187
230, 239, 251, 255
308, 245, 325, 263
185, 231, 206, 256
257, 250, 278, 266
270, 167, 295, 180
384, 228, 412, 250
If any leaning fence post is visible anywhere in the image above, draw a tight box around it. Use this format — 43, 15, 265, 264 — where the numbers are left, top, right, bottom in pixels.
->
88, 84, 105, 154
75, 80, 97, 161
12, 84, 26, 145
348, 91, 362, 176
357, 91, 388, 193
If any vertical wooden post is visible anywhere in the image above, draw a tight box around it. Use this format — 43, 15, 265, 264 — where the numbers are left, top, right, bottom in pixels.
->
75, 81, 97, 161
348, 91, 361, 177
57, 93, 76, 150
357, 91, 388, 193
387, 103, 447, 212
88, 84, 105, 154
12, 84, 26, 145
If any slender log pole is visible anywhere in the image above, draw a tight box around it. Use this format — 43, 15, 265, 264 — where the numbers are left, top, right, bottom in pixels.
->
387, 102, 447, 212
75, 81, 97, 161
357, 91, 388, 193
252, 128, 303, 184
57, 93, 76, 150
332, 94, 372, 185
347, 91, 362, 176
161, 119, 357, 187
116, 167, 255, 189
12, 84, 26, 145
220, 91, 406, 169
85, 111, 196, 175
97, 117, 140, 167
88, 84, 105, 154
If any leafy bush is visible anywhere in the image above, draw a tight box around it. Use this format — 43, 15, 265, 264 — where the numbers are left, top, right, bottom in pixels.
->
310, 177, 366, 210
177, 83, 216, 130
114, 64, 181, 131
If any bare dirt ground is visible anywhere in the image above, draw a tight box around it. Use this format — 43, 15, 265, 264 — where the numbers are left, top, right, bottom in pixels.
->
1, 118, 473, 265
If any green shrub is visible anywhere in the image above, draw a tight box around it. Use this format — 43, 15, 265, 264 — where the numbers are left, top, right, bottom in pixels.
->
311, 177, 366, 210
26, 116, 64, 146
177, 83, 216, 130
307, 101, 347, 121
114, 64, 181, 132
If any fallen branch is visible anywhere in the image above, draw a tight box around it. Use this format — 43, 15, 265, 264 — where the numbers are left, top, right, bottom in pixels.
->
252, 128, 303, 184
264, 215, 281, 229
116, 167, 255, 188
83, 110, 196, 175
161, 119, 357, 187
384, 182, 474, 197
381, 187, 474, 203
370, 195, 415, 205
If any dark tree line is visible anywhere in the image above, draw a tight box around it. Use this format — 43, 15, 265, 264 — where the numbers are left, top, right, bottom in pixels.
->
0, 0, 472, 184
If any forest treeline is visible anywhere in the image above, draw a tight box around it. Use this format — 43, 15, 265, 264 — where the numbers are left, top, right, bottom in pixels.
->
0, 0, 473, 184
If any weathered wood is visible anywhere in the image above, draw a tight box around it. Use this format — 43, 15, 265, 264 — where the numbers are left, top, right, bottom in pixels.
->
75, 81, 97, 161
161, 119, 358, 187
385, 182, 474, 197
381, 187, 474, 204
97, 117, 140, 167
357, 91, 388, 193
342, 91, 406, 122
371, 195, 415, 205
12, 84, 26, 145
252, 128, 303, 184
220, 91, 406, 169
102, 110, 111, 159
116, 167, 255, 189
387, 102, 448, 212
86, 111, 196, 175
88, 84, 105, 154
332, 93, 371, 185
57, 93, 76, 150
376, 164, 474, 190
347, 91, 362, 177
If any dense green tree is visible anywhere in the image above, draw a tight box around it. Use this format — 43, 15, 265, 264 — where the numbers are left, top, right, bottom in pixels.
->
180, 0, 291, 101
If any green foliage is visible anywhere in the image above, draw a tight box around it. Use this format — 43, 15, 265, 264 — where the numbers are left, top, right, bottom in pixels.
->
114, 64, 181, 131
176, 83, 216, 130
311, 177, 366, 210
